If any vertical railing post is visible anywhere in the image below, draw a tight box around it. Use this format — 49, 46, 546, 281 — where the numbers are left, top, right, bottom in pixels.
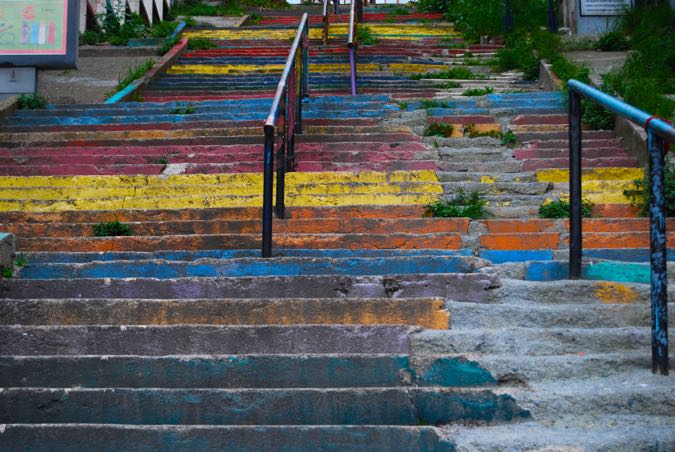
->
547, 0, 557, 33
568, 89, 583, 279
333, 0, 339, 15
276, 86, 289, 220
262, 127, 275, 258
648, 128, 669, 375
357, 0, 363, 22
302, 25, 309, 101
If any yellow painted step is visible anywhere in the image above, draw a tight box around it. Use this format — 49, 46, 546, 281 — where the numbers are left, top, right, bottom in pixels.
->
184, 24, 457, 41
0, 171, 443, 212
536, 168, 643, 183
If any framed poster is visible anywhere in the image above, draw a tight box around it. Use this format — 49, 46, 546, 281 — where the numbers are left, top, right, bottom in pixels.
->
580, 0, 633, 16
0, 0, 79, 68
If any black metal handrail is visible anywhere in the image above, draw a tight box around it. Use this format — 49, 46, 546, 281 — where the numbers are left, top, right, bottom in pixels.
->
347, 0, 358, 95
568, 79, 674, 375
262, 13, 309, 258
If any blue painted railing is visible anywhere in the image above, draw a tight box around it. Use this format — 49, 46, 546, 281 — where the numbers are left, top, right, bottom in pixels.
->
568, 79, 674, 375
262, 14, 309, 258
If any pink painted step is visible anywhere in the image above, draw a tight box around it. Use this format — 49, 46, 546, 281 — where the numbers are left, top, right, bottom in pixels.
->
513, 147, 632, 159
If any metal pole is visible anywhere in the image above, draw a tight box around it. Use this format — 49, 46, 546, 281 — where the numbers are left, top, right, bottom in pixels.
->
504, 0, 513, 33
547, 0, 557, 32
568, 89, 583, 279
302, 25, 309, 101
349, 47, 357, 95
262, 128, 275, 258
357, 0, 363, 22
648, 128, 669, 375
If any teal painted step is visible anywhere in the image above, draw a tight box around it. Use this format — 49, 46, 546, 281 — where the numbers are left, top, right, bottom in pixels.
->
480, 249, 671, 265
0, 387, 530, 425
523, 260, 650, 284
25, 248, 472, 264
0, 425, 456, 452
16, 256, 485, 280
0, 355, 496, 388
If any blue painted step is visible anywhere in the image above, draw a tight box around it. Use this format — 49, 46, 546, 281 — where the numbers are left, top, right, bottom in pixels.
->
16, 255, 484, 279
0, 355, 496, 388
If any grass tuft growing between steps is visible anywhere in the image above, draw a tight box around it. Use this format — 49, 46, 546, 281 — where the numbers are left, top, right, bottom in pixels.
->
108, 59, 155, 97
17, 93, 48, 110
93, 221, 133, 237
357, 26, 378, 45
538, 199, 593, 219
462, 86, 494, 96
426, 190, 487, 219
410, 67, 487, 80
188, 38, 217, 50
623, 162, 675, 217
425, 122, 454, 137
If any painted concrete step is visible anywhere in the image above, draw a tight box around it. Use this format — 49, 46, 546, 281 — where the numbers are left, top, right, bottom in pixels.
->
0, 297, 450, 329
20, 249, 470, 265
15, 256, 486, 279
0, 273, 498, 302
0, 424, 456, 452
14, 232, 462, 253
0, 325, 417, 355
0, 387, 529, 426
6, 218, 469, 238
0, 205, 429, 223
0, 354, 495, 389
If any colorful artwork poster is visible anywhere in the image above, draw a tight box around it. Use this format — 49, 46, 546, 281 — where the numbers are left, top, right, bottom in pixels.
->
580, 0, 633, 16
0, 0, 68, 55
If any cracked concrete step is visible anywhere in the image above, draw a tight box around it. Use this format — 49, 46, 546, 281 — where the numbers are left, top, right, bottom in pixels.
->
0, 273, 498, 301
515, 373, 675, 417
411, 327, 653, 355
0, 325, 417, 355
451, 414, 675, 451
436, 160, 524, 173
0, 424, 456, 452
436, 172, 537, 183
440, 182, 552, 196
0, 354, 498, 389
0, 387, 530, 426
0, 297, 450, 330
446, 300, 669, 329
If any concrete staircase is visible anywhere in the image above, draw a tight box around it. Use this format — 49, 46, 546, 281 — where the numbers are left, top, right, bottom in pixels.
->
0, 5, 673, 450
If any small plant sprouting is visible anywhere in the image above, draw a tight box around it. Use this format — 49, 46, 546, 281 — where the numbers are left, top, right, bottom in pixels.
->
1, 267, 12, 278
157, 157, 169, 165
425, 190, 487, 219
14, 255, 28, 268
439, 81, 461, 89
17, 93, 48, 110
188, 37, 216, 50
463, 123, 501, 139
357, 26, 378, 45
93, 221, 133, 237
462, 86, 494, 97
538, 199, 594, 219
425, 122, 454, 137
420, 99, 451, 109
411, 67, 486, 81
395, 100, 409, 110
500, 129, 517, 146
111, 59, 155, 96
623, 163, 675, 217
170, 104, 196, 115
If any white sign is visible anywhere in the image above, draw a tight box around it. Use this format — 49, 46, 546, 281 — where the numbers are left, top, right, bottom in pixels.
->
0, 67, 36, 94
580, 0, 633, 16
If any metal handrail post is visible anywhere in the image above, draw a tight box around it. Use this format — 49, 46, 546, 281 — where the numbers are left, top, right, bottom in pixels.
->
302, 25, 309, 101
648, 129, 669, 375
568, 89, 583, 279
322, 0, 329, 45
262, 126, 275, 258
567, 79, 673, 375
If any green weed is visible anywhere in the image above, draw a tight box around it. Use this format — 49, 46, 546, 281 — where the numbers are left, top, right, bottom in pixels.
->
425, 122, 454, 137
425, 190, 488, 219
357, 26, 378, 45
93, 221, 133, 237
538, 199, 593, 219
188, 38, 216, 50
623, 162, 675, 217
462, 86, 494, 96
17, 93, 48, 110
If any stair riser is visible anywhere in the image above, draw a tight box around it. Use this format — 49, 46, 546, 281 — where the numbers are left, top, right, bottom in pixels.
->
0, 388, 529, 426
